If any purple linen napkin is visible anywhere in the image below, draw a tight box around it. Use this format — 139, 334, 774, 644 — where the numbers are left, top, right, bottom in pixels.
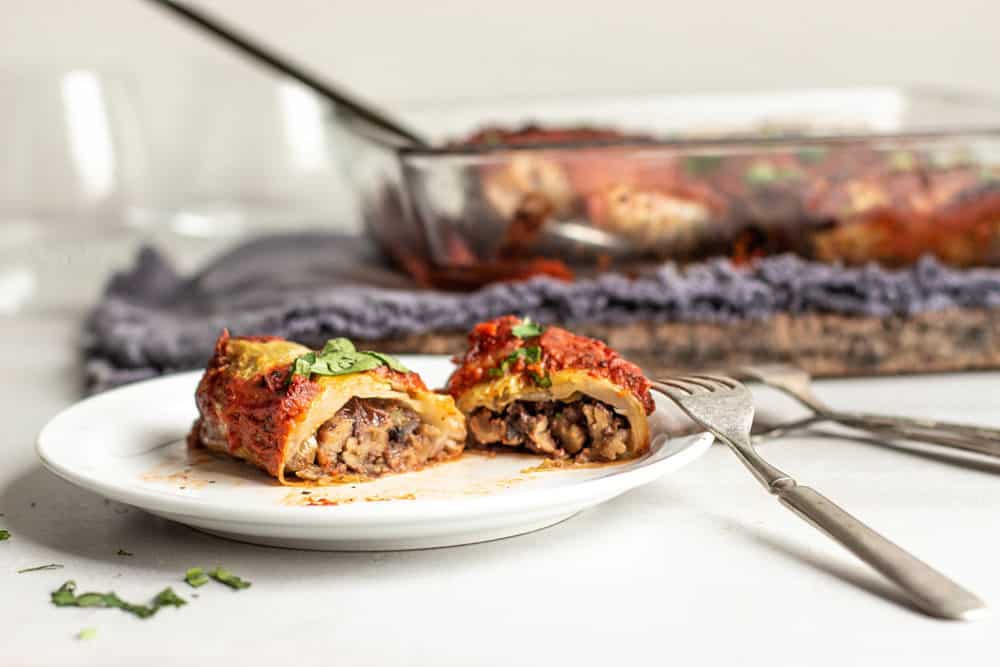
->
83, 232, 1000, 393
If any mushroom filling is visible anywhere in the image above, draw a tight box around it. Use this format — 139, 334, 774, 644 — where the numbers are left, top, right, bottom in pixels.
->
287, 398, 461, 479
467, 398, 633, 462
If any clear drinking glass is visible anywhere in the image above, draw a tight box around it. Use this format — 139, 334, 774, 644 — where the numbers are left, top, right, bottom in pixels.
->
0, 68, 154, 314
168, 69, 358, 237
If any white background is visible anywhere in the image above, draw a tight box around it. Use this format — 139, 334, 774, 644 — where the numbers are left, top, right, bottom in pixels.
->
4, 5, 1000, 664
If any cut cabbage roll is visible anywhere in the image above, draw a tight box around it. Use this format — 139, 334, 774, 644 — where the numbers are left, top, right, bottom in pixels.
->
189, 332, 466, 485
446, 316, 654, 462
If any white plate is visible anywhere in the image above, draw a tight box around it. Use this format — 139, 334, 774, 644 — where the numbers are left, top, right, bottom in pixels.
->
37, 356, 713, 551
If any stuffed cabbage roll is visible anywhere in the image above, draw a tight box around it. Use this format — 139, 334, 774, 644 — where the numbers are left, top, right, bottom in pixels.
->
189, 332, 466, 485
446, 316, 654, 462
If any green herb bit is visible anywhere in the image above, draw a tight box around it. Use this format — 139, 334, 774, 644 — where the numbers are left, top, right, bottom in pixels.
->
683, 154, 724, 176
152, 587, 187, 609
0, 529, 9, 541
50, 581, 187, 619
511, 318, 544, 339
18, 563, 63, 574
530, 372, 553, 388
491, 346, 545, 378
116, 548, 133, 557
184, 567, 210, 588
320, 337, 356, 355
364, 351, 411, 373
888, 150, 917, 172
796, 147, 828, 164
745, 162, 801, 186
76, 627, 97, 641
289, 338, 411, 381
208, 567, 251, 590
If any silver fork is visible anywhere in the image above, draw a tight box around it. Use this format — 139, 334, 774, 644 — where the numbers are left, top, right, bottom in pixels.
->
652, 374, 987, 620
738, 364, 1000, 458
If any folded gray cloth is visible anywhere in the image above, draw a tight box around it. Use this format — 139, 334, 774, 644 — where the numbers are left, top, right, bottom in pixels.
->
83, 232, 1000, 392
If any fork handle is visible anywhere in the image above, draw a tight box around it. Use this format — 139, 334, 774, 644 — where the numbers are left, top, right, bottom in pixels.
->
831, 411, 1000, 458
775, 482, 987, 620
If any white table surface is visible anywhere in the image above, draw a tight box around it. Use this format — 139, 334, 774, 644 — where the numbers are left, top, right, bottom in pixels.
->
3, 240, 1000, 666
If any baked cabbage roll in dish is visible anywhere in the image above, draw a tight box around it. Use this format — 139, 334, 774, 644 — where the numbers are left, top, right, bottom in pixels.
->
446, 316, 655, 462
189, 332, 466, 485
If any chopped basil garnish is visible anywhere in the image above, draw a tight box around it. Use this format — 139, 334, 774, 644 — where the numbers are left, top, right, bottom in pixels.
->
76, 627, 97, 641
888, 150, 916, 172
489, 346, 548, 385
683, 154, 724, 176
18, 563, 63, 574
289, 338, 410, 382
51, 581, 186, 619
184, 567, 209, 588
511, 318, 544, 339
530, 372, 553, 388
152, 588, 187, 608
745, 162, 801, 186
0, 529, 9, 541
796, 147, 828, 164
208, 567, 251, 590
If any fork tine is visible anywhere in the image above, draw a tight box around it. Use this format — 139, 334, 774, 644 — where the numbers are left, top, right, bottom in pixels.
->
686, 374, 742, 390
674, 376, 719, 391
658, 378, 713, 395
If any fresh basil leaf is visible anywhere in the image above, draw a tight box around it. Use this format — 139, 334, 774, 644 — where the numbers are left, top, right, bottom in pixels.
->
208, 567, 251, 590
18, 563, 63, 574
290, 354, 316, 379
321, 338, 356, 355
491, 346, 544, 378
511, 318, 544, 339
745, 162, 800, 186
888, 150, 916, 172
363, 351, 410, 373
75, 593, 114, 608
683, 154, 724, 176
51, 581, 78, 606
152, 588, 187, 609
0, 529, 9, 541
184, 567, 209, 588
50, 581, 186, 619
290, 339, 410, 381
76, 627, 97, 641
796, 147, 828, 164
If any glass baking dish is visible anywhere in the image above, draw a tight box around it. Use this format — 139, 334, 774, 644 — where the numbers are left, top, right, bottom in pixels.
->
329, 87, 1000, 288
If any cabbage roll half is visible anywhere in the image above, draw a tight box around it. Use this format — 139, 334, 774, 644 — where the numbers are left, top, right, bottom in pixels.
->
189, 332, 466, 485
446, 316, 654, 462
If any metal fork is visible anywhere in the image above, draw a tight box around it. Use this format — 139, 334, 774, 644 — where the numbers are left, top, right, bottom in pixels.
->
737, 364, 1000, 458
652, 374, 987, 620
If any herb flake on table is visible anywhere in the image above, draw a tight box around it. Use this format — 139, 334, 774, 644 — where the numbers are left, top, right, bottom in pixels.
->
116, 548, 133, 557
76, 627, 97, 641
184, 567, 209, 588
0, 529, 9, 541
18, 563, 63, 574
50, 581, 187, 619
289, 338, 410, 382
208, 567, 251, 590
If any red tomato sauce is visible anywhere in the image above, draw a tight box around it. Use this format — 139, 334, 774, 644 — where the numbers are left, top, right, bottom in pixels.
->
445, 316, 655, 414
